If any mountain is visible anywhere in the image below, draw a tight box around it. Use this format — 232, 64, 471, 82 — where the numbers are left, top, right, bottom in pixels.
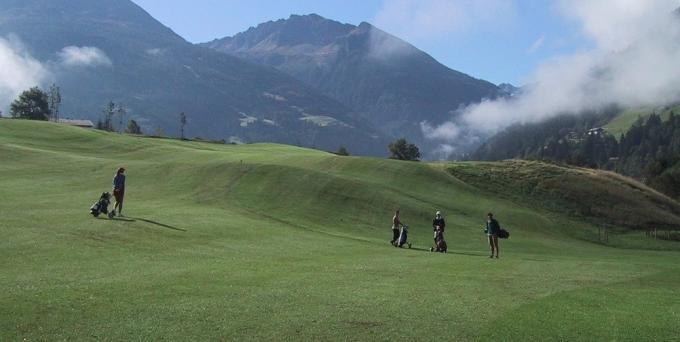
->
202, 14, 500, 155
0, 0, 388, 155
497, 83, 521, 97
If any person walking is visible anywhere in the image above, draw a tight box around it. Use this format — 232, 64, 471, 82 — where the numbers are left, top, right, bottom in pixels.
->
112, 167, 126, 217
432, 211, 445, 243
391, 210, 403, 245
485, 213, 501, 258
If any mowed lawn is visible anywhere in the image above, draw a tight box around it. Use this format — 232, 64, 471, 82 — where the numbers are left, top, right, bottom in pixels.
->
1, 120, 679, 341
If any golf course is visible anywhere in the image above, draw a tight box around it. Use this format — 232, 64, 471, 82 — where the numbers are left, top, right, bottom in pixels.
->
2, 119, 680, 341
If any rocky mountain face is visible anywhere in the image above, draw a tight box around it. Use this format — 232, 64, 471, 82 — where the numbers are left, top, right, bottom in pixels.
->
203, 14, 500, 156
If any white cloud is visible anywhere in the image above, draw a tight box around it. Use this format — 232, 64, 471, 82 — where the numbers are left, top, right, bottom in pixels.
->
420, 120, 461, 140
423, 0, 680, 157
0, 36, 50, 113
58, 46, 112, 67
526, 35, 545, 54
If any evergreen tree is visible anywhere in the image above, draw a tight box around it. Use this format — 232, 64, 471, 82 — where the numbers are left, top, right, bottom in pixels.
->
125, 119, 143, 135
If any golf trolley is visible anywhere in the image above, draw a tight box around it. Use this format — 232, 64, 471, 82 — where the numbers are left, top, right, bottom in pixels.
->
394, 225, 412, 248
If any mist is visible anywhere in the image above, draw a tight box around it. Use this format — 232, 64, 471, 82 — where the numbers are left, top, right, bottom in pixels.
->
0, 35, 114, 116
421, 0, 680, 158
59, 46, 112, 67
0, 36, 49, 114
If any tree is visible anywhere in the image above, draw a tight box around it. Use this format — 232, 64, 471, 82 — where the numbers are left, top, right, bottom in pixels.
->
48, 84, 61, 122
337, 146, 349, 156
125, 119, 143, 135
179, 112, 187, 139
388, 138, 421, 161
9, 87, 50, 120
116, 104, 126, 133
101, 101, 116, 131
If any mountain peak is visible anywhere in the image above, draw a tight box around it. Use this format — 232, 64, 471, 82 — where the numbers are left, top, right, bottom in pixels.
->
211, 13, 356, 50
206, 14, 499, 156
288, 13, 326, 21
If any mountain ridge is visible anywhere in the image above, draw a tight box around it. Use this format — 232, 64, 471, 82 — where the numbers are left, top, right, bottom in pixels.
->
202, 14, 500, 156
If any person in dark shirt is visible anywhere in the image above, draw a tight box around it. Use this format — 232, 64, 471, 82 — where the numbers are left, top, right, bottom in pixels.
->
432, 211, 445, 243
112, 167, 126, 217
485, 213, 501, 259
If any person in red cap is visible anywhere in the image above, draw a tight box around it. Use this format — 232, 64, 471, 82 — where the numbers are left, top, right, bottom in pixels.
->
112, 167, 126, 217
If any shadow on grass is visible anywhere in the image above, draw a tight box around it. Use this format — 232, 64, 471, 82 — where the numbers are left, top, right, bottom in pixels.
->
402, 246, 488, 257
99, 216, 187, 232
130, 217, 187, 232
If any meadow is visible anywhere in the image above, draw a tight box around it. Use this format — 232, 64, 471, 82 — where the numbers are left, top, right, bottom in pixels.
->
1, 120, 679, 340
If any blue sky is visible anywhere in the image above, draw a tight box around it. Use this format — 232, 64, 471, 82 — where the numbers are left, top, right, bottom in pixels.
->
132, 0, 590, 85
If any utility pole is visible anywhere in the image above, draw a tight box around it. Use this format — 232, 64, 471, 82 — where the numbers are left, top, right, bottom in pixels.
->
180, 112, 187, 140
116, 105, 126, 134
48, 84, 61, 122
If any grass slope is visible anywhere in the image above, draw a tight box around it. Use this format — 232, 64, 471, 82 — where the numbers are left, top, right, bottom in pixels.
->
447, 160, 680, 233
604, 105, 679, 138
1, 120, 679, 340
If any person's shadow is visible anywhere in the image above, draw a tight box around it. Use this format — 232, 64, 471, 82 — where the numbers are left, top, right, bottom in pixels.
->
102, 216, 187, 232
406, 246, 487, 257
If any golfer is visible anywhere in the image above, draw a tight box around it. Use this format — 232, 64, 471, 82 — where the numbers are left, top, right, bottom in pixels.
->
112, 167, 126, 217
485, 213, 500, 258
391, 210, 402, 245
432, 210, 445, 243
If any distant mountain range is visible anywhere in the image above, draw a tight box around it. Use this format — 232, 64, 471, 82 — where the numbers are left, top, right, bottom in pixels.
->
0, 0, 388, 155
202, 14, 500, 155
0, 2, 508, 156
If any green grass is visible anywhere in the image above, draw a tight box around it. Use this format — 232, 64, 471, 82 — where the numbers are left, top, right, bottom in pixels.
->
604, 105, 679, 139
447, 160, 680, 239
2, 120, 680, 341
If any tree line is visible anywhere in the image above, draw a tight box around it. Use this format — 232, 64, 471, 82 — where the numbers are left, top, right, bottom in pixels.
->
472, 110, 680, 199
5, 86, 185, 136
7, 86, 425, 161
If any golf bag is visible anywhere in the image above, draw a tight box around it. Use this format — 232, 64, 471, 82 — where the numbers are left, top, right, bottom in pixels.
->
395, 226, 411, 248
498, 228, 510, 239
90, 192, 112, 218
431, 227, 447, 253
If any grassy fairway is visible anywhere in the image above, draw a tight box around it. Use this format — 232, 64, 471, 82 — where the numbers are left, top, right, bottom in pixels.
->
1, 120, 679, 341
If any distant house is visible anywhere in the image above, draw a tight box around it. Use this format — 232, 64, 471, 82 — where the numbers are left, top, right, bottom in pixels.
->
587, 127, 605, 136
58, 119, 94, 128
566, 131, 582, 143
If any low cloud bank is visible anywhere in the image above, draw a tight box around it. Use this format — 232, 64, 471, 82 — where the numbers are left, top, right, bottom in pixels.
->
421, 0, 680, 158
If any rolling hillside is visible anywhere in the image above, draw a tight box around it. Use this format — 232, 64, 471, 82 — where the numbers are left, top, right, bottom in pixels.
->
1, 119, 679, 340
0, 0, 388, 155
